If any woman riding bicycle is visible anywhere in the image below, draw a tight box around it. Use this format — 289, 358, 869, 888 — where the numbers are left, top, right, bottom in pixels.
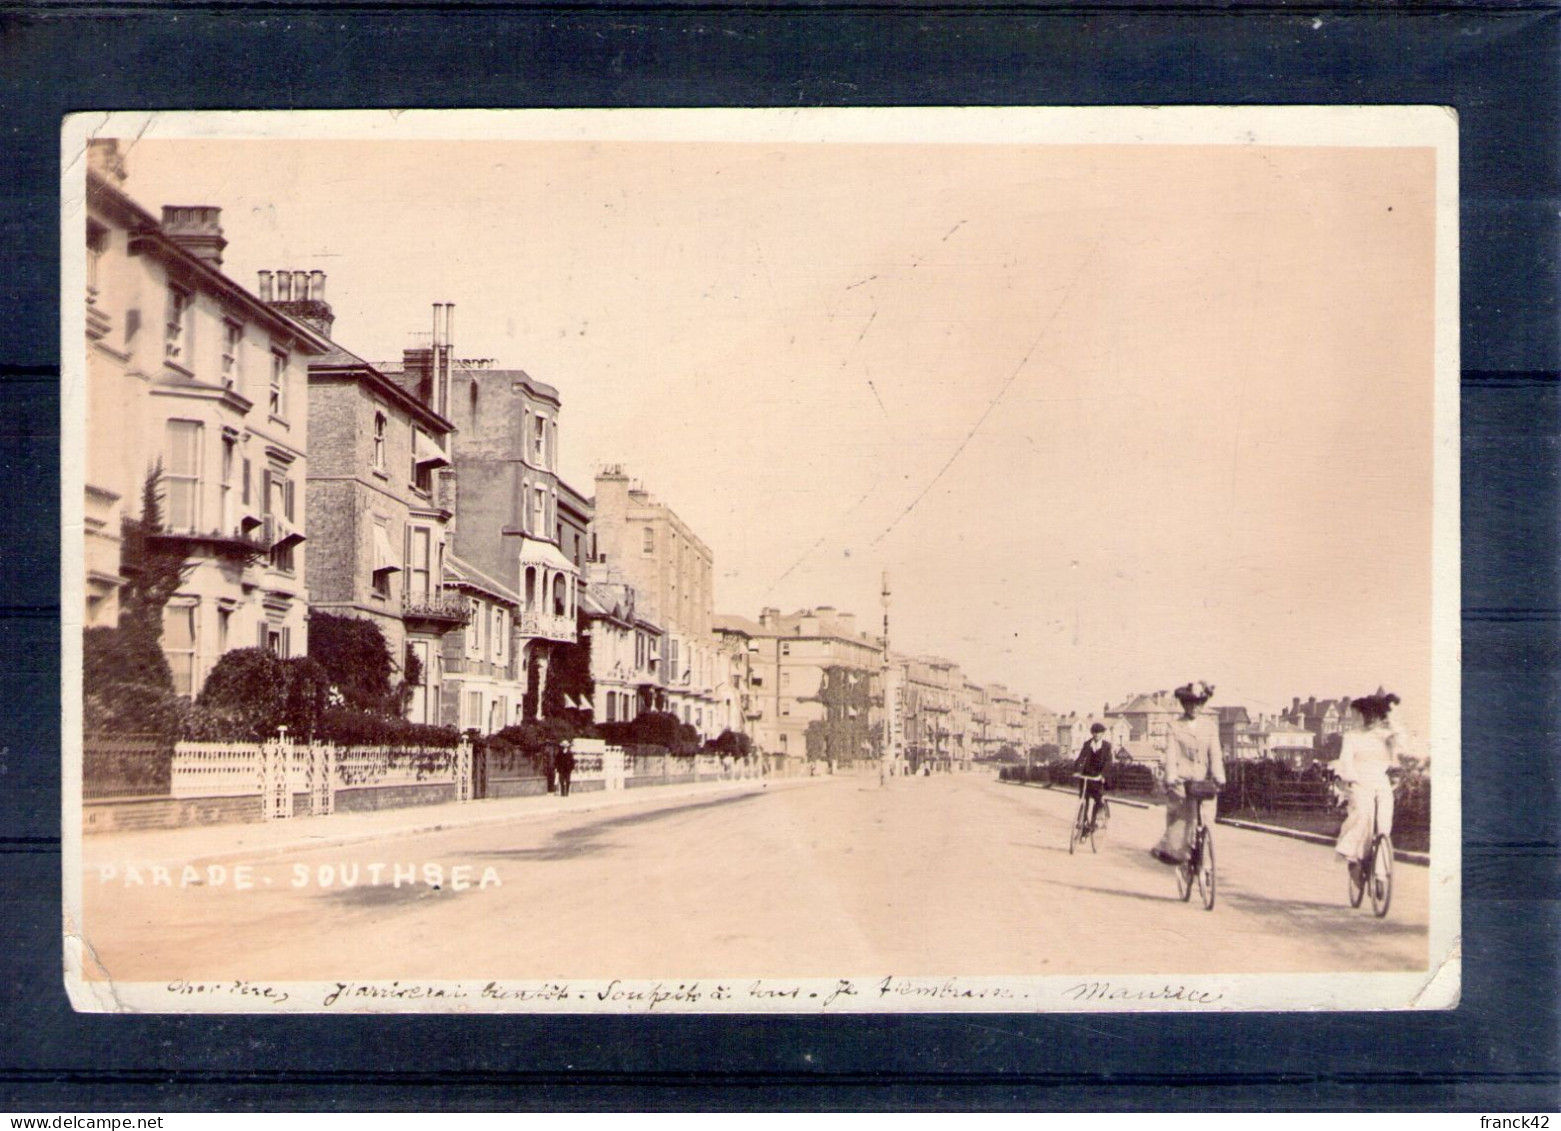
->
1150, 680, 1225, 866
1334, 688, 1402, 888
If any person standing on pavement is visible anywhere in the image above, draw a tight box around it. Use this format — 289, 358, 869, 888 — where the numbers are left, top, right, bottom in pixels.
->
1073, 722, 1113, 831
1150, 680, 1225, 865
555, 743, 576, 797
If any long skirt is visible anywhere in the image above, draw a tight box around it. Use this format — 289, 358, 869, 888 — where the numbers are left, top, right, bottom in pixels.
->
1335, 780, 1395, 861
1154, 784, 1216, 863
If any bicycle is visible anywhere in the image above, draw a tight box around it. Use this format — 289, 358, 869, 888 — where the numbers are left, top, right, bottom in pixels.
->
1347, 792, 1394, 918
1068, 774, 1108, 855
1173, 780, 1218, 910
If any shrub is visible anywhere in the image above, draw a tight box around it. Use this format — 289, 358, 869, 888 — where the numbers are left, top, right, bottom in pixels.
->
314, 707, 460, 749
83, 625, 184, 739
196, 648, 290, 741
706, 729, 753, 757
308, 613, 399, 714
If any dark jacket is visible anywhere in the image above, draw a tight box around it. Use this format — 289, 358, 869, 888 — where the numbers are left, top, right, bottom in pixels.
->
1074, 738, 1112, 777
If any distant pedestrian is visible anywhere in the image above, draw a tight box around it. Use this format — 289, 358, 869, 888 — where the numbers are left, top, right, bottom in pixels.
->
556, 744, 576, 797
1150, 681, 1225, 865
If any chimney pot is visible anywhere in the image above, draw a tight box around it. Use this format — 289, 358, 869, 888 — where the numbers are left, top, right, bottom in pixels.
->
309, 270, 325, 301
276, 271, 292, 301
258, 270, 273, 301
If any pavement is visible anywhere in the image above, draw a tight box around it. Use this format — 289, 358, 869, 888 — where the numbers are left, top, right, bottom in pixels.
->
78, 769, 1430, 985
81, 772, 815, 868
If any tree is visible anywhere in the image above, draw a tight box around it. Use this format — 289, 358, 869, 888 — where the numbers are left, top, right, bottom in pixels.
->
118, 462, 195, 645
307, 612, 399, 715
82, 464, 193, 739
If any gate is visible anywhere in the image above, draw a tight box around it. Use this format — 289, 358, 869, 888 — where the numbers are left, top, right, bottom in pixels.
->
260, 732, 293, 820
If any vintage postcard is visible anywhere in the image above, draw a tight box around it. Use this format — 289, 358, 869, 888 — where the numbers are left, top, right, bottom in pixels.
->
61, 107, 1460, 1013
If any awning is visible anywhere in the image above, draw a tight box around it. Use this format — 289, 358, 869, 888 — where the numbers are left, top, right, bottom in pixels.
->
518, 537, 578, 575
372, 525, 401, 573
271, 515, 306, 551
413, 429, 451, 469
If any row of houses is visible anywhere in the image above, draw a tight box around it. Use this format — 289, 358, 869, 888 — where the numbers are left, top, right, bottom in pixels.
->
82, 141, 1061, 766
1049, 690, 1370, 770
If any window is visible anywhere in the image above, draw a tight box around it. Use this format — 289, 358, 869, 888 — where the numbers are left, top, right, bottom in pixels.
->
266, 471, 296, 572
406, 526, 431, 600
373, 413, 386, 470
269, 349, 287, 417
165, 603, 198, 697
606, 694, 617, 723
164, 420, 202, 532
530, 487, 546, 536
642, 527, 655, 555
165, 285, 191, 365
532, 415, 546, 464
86, 221, 107, 298
221, 321, 243, 389
466, 691, 483, 730
216, 607, 231, 655
219, 434, 236, 534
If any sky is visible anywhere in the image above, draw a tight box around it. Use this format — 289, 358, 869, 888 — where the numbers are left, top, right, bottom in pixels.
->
111, 127, 1442, 739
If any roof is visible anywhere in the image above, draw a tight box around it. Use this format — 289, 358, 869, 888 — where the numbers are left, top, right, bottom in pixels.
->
460, 367, 561, 406
310, 344, 456, 436
712, 613, 766, 637
444, 555, 520, 605
1115, 692, 1179, 714
88, 172, 331, 357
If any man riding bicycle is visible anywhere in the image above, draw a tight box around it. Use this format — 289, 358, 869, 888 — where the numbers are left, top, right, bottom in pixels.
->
1073, 723, 1113, 833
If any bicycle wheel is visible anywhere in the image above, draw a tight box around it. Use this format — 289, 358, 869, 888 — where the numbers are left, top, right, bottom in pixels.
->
1197, 829, 1216, 910
1069, 801, 1084, 855
1348, 851, 1367, 908
1095, 801, 1111, 839
1370, 834, 1394, 917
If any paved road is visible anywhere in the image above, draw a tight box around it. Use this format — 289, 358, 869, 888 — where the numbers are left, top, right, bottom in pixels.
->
81, 772, 1428, 983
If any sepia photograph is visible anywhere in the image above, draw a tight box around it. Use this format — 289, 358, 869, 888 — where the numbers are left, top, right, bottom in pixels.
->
61, 107, 1460, 1014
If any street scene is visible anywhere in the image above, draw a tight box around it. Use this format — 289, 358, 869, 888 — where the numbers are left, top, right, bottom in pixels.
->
81, 770, 1428, 984
67, 110, 1455, 1008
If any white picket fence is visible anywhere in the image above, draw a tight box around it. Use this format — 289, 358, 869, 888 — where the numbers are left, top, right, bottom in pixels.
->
170, 735, 631, 820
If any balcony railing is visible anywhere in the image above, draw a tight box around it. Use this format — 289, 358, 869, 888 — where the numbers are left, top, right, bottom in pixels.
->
519, 609, 576, 642
402, 592, 471, 629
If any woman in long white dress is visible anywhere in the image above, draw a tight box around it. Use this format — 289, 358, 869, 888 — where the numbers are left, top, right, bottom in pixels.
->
1334, 689, 1402, 883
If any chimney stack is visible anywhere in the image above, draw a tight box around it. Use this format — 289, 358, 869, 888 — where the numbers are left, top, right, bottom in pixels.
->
265, 266, 335, 336
87, 139, 128, 184
161, 205, 228, 269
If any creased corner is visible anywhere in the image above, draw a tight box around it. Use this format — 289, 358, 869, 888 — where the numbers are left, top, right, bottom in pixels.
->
1409, 935, 1461, 1009
64, 909, 133, 1014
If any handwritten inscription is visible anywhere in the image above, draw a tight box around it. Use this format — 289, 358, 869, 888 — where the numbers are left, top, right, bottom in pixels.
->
1063, 981, 1225, 1004
153, 976, 1229, 1011
167, 979, 291, 1004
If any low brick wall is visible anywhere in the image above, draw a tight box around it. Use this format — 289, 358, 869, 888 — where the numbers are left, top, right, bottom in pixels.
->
84, 795, 262, 833
333, 783, 456, 813
487, 777, 549, 799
